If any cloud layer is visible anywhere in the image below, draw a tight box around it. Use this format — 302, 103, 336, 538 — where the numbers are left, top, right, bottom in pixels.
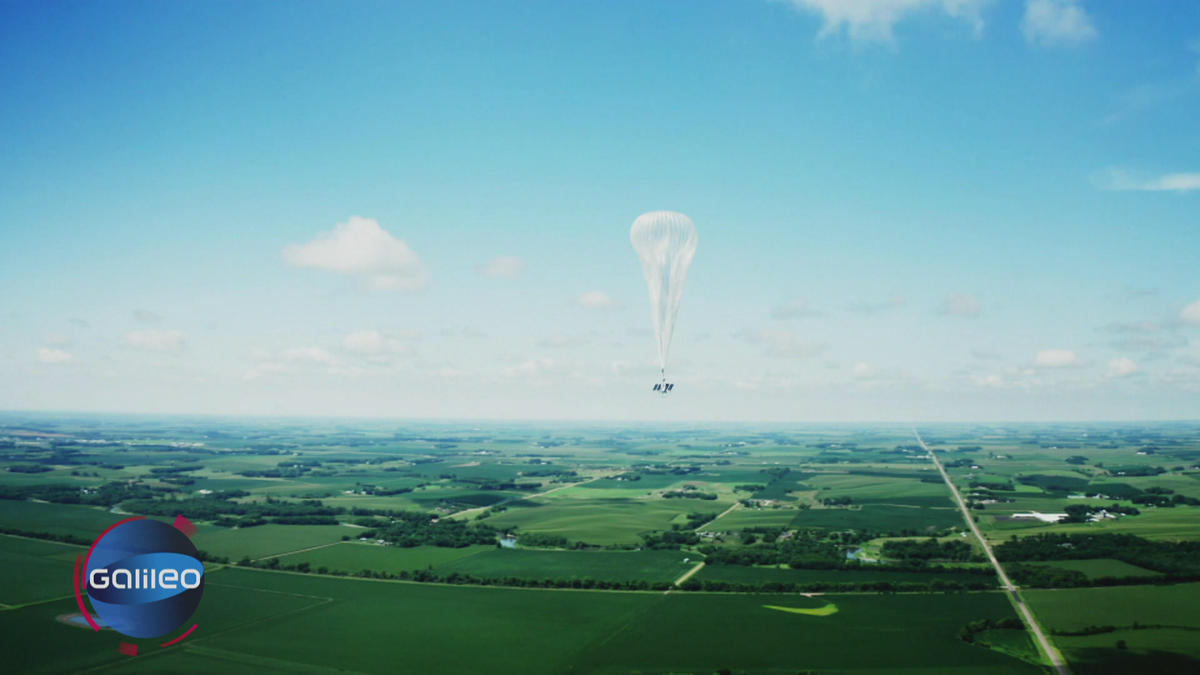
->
940, 293, 980, 316
1097, 168, 1200, 193
1035, 349, 1083, 368
785, 0, 985, 43
577, 291, 620, 310
283, 217, 430, 291
1022, 0, 1097, 46
477, 256, 525, 279
126, 329, 185, 352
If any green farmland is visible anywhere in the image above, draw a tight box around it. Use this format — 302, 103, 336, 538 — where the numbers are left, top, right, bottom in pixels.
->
4, 416, 1200, 673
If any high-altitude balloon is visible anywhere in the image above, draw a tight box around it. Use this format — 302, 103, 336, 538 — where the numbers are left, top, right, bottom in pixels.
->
630, 211, 698, 394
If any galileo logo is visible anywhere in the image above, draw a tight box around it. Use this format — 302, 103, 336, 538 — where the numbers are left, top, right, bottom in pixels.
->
74, 517, 205, 645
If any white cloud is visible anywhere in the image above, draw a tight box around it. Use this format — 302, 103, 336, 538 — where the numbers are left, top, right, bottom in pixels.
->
132, 309, 162, 323
126, 329, 185, 352
37, 348, 73, 364
784, 0, 986, 43
43, 333, 72, 347
1107, 357, 1139, 378
939, 293, 980, 317
741, 329, 829, 358
853, 362, 873, 378
1096, 168, 1200, 193
282, 347, 339, 366
282, 216, 430, 291
343, 330, 415, 356
477, 256, 525, 279
1022, 0, 1096, 46
772, 300, 822, 319
1035, 349, 1084, 368
1181, 300, 1200, 325
577, 291, 620, 310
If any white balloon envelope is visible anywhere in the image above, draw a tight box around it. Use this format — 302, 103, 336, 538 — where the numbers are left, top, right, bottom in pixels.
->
630, 211, 698, 394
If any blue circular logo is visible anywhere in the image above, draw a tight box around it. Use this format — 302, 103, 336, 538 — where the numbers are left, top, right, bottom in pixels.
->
84, 519, 205, 639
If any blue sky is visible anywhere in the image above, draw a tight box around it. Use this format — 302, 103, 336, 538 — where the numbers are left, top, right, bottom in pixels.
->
2, 0, 1198, 421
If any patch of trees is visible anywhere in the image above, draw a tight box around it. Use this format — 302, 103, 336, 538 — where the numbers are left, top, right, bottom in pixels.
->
238, 466, 314, 478
513, 532, 568, 548
5, 464, 53, 473
0, 481, 174, 507
1059, 503, 1140, 523
955, 446, 983, 452
682, 578, 993, 594
943, 459, 975, 469
376, 511, 499, 548
958, 617, 1025, 644
1133, 493, 1200, 507
1109, 465, 1166, 477
819, 497, 853, 506
1051, 625, 1117, 636
663, 491, 718, 500
1065, 456, 1089, 465
641, 529, 701, 549
881, 538, 978, 562
735, 484, 767, 493
148, 465, 205, 474
237, 556, 994, 594
996, 533, 1200, 577
969, 480, 1014, 491
124, 494, 343, 524
521, 469, 577, 479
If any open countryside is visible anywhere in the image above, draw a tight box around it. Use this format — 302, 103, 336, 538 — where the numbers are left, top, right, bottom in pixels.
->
5, 417, 1200, 673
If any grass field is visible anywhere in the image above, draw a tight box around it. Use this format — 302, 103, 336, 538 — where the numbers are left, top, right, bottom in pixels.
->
274, 542, 494, 574
437, 547, 697, 582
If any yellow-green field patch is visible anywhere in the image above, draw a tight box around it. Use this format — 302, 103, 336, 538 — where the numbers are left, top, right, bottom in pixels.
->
764, 603, 839, 616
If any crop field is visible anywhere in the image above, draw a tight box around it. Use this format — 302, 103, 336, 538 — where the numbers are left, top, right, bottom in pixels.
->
3, 416, 1200, 673
570, 589, 1040, 675
0, 501, 134, 539
1024, 558, 1160, 579
1025, 584, 1200, 674
3, 568, 1043, 675
437, 547, 697, 582
696, 563, 996, 586
789, 504, 965, 532
190, 524, 351, 560
483, 498, 724, 545
1025, 584, 1200, 632
0, 535, 81, 606
273, 542, 494, 574
706, 505, 798, 529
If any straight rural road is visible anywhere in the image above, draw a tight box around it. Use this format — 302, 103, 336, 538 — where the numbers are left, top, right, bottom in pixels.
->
913, 429, 1072, 675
